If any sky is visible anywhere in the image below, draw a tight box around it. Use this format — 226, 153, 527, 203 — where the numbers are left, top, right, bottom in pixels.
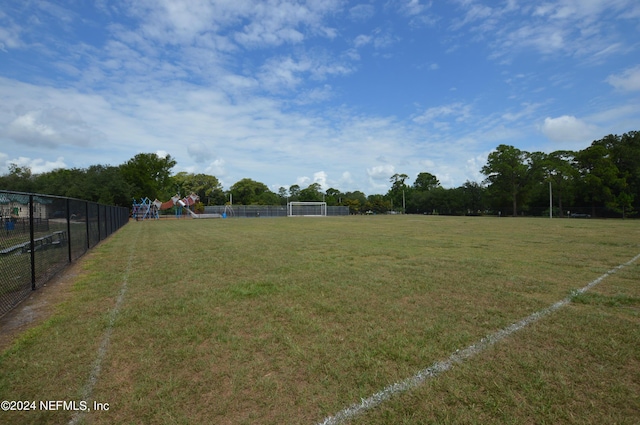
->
1, 0, 639, 195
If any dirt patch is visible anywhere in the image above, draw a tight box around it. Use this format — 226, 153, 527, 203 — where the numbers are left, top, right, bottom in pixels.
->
0, 261, 84, 352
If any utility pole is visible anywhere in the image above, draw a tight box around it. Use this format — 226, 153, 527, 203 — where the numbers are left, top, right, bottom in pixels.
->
402, 190, 406, 214
549, 181, 552, 218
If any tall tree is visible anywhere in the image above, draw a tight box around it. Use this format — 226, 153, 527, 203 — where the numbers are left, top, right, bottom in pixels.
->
325, 188, 342, 206
617, 132, 640, 213
461, 181, 486, 214
388, 173, 409, 212
413, 172, 440, 191
299, 183, 323, 201
594, 132, 639, 217
343, 191, 367, 214
229, 178, 274, 205
575, 144, 621, 217
366, 194, 391, 214
543, 151, 578, 217
482, 145, 529, 216
119, 153, 177, 200
407, 172, 440, 214
172, 172, 224, 205
277, 187, 289, 205
0, 164, 35, 192
83, 165, 132, 206
34, 168, 87, 199
288, 184, 301, 201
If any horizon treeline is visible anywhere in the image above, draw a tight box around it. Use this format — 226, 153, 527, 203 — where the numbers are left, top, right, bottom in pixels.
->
1, 131, 638, 218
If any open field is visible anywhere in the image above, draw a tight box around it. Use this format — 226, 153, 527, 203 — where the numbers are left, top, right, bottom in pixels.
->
0, 215, 638, 424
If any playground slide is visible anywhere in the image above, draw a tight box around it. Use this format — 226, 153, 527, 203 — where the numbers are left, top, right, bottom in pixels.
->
178, 200, 199, 218
156, 194, 180, 210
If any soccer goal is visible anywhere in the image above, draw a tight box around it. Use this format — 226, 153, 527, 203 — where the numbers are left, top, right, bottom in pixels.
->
287, 201, 327, 217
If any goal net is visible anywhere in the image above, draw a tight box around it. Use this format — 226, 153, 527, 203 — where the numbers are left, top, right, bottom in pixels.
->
287, 201, 327, 217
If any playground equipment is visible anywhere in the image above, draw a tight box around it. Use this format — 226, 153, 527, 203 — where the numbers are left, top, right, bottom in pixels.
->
158, 193, 200, 218
132, 197, 158, 220
132, 194, 221, 220
222, 205, 234, 218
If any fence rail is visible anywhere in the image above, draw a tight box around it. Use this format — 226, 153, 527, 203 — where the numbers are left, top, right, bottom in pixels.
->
0, 190, 129, 317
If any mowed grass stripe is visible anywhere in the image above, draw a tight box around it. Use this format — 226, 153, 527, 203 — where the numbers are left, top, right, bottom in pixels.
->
68, 224, 140, 425
0, 216, 638, 424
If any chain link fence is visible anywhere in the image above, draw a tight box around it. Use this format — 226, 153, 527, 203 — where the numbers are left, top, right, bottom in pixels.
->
0, 190, 129, 317
203, 205, 349, 217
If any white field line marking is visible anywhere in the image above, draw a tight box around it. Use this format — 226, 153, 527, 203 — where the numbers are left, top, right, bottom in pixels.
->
68, 232, 137, 425
317, 252, 640, 425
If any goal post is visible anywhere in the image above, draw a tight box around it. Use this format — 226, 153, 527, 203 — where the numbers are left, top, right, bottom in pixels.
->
287, 201, 327, 217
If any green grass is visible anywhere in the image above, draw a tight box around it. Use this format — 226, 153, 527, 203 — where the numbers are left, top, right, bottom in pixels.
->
0, 216, 638, 424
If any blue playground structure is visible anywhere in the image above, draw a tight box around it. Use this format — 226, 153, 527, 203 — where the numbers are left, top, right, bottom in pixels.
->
132, 197, 158, 220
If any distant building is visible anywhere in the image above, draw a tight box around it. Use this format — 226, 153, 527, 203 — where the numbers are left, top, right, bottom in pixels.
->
0, 193, 52, 220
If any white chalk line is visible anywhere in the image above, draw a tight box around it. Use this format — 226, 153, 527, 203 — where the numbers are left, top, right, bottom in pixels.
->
68, 230, 137, 425
317, 252, 640, 425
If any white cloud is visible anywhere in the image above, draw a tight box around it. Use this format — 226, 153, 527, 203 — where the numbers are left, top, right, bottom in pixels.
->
372, 29, 398, 50
258, 54, 352, 93
418, 159, 435, 169
354, 34, 372, 48
349, 4, 375, 22
3, 107, 98, 148
187, 143, 213, 163
451, 2, 494, 30
367, 164, 395, 180
0, 152, 8, 174
0, 21, 24, 51
501, 103, 542, 122
466, 153, 490, 183
205, 158, 226, 177
413, 103, 472, 125
3, 156, 67, 174
463, 0, 637, 60
606, 65, 640, 91
540, 115, 599, 143
295, 176, 311, 187
587, 104, 639, 123
401, 0, 429, 16
235, 22, 305, 47
340, 171, 354, 187
533, 0, 630, 22
313, 170, 328, 189
229, 0, 342, 48
6, 112, 57, 147
295, 84, 335, 105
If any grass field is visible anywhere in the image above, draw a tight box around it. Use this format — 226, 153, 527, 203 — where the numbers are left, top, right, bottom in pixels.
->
0, 215, 638, 424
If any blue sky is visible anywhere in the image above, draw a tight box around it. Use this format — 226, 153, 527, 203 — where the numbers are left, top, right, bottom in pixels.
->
1, 0, 639, 195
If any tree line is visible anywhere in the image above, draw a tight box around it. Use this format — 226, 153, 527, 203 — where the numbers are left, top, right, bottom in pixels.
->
1, 131, 638, 217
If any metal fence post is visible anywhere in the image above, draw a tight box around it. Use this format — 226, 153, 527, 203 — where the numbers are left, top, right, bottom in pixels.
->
85, 202, 90, 250
29, 194, 36, 291
97, 203, 101, 242
66, 198, 72, 263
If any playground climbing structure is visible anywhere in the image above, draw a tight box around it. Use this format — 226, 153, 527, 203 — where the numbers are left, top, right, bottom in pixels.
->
132, 197, 158, 220
133, 193, 220, 220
